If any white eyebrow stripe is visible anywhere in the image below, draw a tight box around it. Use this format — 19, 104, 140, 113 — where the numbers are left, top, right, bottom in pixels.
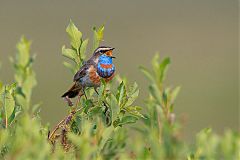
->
95, 47, 113, 53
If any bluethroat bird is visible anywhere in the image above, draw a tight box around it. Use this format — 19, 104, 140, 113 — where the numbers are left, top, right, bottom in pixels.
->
62, 46, 116, 106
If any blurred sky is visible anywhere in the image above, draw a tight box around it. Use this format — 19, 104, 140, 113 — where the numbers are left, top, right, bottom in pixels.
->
0, 0, 238, 139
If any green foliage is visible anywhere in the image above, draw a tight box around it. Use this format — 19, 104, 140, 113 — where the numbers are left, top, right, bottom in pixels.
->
62, 20, 103, 74
136, 54, 184, 159
93, 26, 104, 51
187, 129, 240, 160
61, 20, 143, 127
49, 20, 144, 159
0, 37, 51, 159
66, 20, 82, 51
10, 36, 37, 111
0, 21, 239, 160
0, 83, 16, 128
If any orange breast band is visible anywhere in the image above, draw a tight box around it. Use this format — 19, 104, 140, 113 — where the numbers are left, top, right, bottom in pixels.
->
100, 63, 113, 69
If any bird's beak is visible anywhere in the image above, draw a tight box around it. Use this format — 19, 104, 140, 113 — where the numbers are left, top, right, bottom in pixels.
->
110, 48, 115, 58
105, 47, 116, 58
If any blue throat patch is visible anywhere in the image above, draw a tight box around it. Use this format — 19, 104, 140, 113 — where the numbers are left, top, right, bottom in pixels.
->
97, 55, 115, 78
99, 54, 112, 64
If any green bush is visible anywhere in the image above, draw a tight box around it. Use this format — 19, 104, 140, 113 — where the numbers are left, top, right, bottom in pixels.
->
0, 20, 239, 160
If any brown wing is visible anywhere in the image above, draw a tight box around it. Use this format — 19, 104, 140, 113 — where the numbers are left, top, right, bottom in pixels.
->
73, 64, 88, 81
73, 60, 97, 81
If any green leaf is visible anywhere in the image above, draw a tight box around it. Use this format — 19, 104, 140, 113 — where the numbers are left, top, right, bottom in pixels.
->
125, 82, 139, 107
116, 81, 127, 108
66, 20, 82, 50
6, 82, 17, 92
0, 82, 2, 91
152, 54, 160, 79
171, 86, 181, 103
83, 99, 94, 114
71, 120, 80, 134
139, 66, 155, 82
159, 57, 171, 83
22, 72, 37, 106
98, 79, 106, 103
16, 94, 27, 109
162, 89, 168, 105
93, 26, 104, 50
126, 106, 145, 118
88, 106, 102, 117
8, 106, 16, 125
80, 39, 89, 59
149, 84, 162, 105
2, 87, 15, 123
115, 115, 138, 126
62, 45, 79, 63
152, 54, 160, 68
16, 36, 31, 67
14, 67, 25, 85
107, 94, 119, 122
99, 126, 114, 151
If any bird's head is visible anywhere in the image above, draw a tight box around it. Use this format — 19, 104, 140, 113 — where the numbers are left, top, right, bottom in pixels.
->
93, 46, 115, 58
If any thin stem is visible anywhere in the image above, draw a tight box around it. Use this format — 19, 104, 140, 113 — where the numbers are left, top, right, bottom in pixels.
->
48, 108, 82, 141
3, 86, 7, 129
48, 118, 65, 140
157, 109, 162, 143
78, 39, 83, 65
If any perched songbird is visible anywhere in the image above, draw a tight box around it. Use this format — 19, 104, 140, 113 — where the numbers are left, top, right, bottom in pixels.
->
62, 46, 115, 105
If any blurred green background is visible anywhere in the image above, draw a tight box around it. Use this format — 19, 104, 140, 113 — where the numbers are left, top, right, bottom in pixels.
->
0, 0, 238, 139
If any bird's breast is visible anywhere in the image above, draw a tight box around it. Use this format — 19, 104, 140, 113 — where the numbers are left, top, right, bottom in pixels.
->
97, 63, 115, 78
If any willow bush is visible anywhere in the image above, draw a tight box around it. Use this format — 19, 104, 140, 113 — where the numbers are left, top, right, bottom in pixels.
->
0, 20, 239, 160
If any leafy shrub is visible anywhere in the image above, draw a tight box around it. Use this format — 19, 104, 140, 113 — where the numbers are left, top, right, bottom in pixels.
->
0, 20, 239, 160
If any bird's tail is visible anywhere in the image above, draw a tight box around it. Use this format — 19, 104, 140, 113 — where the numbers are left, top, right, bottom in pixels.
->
61, 82, 82, 98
